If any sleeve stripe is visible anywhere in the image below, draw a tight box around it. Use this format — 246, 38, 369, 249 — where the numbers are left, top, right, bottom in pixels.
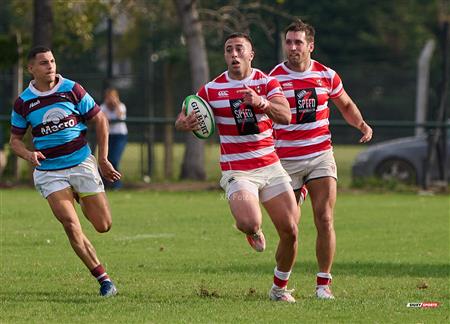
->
84, 105, 100, 120
11, 125, 27, 135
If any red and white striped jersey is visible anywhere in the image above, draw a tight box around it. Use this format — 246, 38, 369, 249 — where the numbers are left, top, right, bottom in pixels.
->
197, 68, 286, 171
269, 60, 344, 160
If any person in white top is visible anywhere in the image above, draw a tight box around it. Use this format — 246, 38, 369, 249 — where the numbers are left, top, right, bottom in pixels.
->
270, 20, 373, 299
100, 88, 128, 189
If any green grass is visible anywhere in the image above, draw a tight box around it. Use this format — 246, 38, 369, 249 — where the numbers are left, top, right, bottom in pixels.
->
1, 189, 448, 323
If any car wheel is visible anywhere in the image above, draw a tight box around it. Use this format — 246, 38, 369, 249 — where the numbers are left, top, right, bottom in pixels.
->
375, 158, 417, 184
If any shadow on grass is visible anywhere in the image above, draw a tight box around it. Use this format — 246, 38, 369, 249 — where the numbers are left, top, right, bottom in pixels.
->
197, 260, 449, 278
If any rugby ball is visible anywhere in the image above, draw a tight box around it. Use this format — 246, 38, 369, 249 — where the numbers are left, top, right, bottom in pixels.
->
183, 95, 215, 139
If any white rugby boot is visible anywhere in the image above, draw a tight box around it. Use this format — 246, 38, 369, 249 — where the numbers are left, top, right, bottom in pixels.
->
269, 286, 296, 303
316, 285, 335, 299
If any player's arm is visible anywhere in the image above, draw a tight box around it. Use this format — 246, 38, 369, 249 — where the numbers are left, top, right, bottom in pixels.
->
238, 85, 291, 124
263, 95, 291, 125
332, 91, 373, 143
9, 133, 45, 166
89, 111, 121, 182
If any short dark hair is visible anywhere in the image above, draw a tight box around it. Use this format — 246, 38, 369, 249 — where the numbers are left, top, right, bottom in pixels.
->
285, 19, 315, 43
27, 46, 52, 61
225, 32, 254, 51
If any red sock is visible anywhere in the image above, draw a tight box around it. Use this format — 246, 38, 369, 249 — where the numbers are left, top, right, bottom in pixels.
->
91, 264, 110, 284
316, 272, 332, 286
273, 267, 291, 288
274, 276, 288, 288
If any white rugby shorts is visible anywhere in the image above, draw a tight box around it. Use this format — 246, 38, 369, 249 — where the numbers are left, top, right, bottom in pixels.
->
220, 161, 292, 202
33, 155, 104, 198
281, 150, 337, 190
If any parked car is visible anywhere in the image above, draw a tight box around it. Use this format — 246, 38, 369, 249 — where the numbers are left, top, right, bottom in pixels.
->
352, 135, 450, 185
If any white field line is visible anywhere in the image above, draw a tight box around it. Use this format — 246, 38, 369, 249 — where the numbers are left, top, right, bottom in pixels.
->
115, 233, 175, 241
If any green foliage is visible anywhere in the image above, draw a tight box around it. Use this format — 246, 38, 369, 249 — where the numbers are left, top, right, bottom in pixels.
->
0, 189, 448, 322
351, 176, 417, 192
52, 1, 109, 54
0, 35, 18, 67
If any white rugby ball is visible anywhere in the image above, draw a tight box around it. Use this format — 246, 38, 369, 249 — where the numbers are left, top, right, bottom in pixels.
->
183, 94, 215, 139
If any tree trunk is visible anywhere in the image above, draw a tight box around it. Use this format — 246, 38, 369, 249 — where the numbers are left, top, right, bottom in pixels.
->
164, 62, 174, 180
33, 0, 53, 47
174, 0, 209, 180
11, 31, 23, 181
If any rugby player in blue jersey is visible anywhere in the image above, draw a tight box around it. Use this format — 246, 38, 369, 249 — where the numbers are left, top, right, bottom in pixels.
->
10, 46, 121, 297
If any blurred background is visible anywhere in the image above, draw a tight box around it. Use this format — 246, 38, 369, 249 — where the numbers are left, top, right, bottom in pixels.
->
0, 0, 448, 189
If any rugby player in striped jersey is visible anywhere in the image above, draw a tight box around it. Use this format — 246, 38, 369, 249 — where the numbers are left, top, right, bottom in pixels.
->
270, 20, 373, 299
176, 33, 300, 303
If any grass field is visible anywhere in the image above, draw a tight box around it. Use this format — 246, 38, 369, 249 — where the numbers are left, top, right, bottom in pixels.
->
0, 189, 448, 323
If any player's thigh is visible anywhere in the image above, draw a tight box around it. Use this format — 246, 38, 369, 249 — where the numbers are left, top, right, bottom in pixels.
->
262, 189, 298, 234
306, 177, 337, 217
228, 189, 262, 226
80, 192, 112, 228
46, 187, 81, 228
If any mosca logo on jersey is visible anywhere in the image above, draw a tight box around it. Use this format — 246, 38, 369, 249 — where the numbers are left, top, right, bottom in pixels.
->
40, 108, 76, 135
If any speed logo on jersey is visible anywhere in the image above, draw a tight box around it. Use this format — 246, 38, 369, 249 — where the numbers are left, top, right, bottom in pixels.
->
295, 88, 318, 124
230, 98, 260, 135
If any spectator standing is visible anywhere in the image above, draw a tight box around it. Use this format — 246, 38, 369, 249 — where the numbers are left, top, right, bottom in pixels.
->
100, 88, 128, 189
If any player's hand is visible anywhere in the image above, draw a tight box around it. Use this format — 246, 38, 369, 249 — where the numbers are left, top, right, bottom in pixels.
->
27, 151, 46, 166
237, 85, 263, 107
175, 112, 199, 131
359, 122, 373, 143
98, 158, 122, 183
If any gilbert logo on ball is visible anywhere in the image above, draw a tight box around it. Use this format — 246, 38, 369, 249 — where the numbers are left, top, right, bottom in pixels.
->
183, 95, 215, 139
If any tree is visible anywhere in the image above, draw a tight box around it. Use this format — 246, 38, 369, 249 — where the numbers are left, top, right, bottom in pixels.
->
174, 0, 210, 180
32, 0, 53, 47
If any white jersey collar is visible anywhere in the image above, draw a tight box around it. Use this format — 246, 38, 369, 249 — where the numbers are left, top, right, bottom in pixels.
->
282, 60, 314, 74
225, 68, 256, 85
29, 74, 64, 96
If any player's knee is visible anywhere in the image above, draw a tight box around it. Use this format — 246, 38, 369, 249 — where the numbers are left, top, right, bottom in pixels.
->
235, 219, 260, 235
95, 220, 111, 233
316, 214, 334, 233
62, 221, 82, 239
280, 223, 298, 242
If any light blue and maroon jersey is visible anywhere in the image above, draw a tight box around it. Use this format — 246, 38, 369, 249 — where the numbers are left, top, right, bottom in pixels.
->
11, 74, 100, 170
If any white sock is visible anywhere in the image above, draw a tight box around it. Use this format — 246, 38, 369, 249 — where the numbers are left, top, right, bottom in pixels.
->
317, 272, 332, 279
275, 267, 291, 280
272, 267, 291, 289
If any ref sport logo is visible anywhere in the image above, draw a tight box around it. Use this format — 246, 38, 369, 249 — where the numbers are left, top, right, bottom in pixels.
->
406, 302, 439, 308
